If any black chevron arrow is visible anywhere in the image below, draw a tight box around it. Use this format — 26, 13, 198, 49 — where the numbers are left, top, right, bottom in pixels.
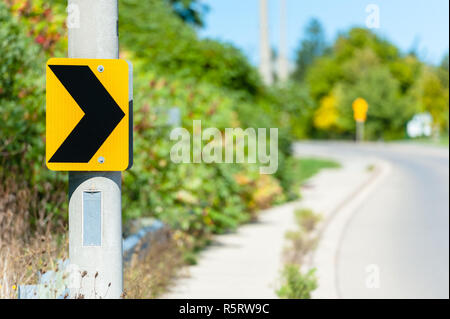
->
48, 65, 125, 163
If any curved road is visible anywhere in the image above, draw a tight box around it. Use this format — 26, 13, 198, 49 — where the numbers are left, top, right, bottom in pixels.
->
299, 142, 449, 299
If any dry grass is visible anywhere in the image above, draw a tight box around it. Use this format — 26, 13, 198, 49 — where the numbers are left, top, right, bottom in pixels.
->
1, 175, 188, 299
0, 176, 67, 299
283, 209, 321, 266
123, 228, 185, 299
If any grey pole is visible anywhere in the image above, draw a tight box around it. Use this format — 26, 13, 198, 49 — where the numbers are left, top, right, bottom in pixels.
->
356, 121, 365, 143
277, 0, 289, 82
259, 0, 273, 85
67, 0, 123, 299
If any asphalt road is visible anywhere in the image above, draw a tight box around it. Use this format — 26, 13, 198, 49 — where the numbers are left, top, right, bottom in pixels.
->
297, 142, 449, 299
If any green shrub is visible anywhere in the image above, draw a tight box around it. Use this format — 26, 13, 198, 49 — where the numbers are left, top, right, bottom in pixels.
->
295, 208, 322, 233
277, 265, 317, 299
0, 2, 66, 225
1, 0, 299, 240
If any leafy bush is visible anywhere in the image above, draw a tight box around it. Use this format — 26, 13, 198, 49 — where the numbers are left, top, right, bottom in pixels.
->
0, 2, 66, 225
1, 0, 298, 240
277, 265, 317, 299
123, 71, 285, 236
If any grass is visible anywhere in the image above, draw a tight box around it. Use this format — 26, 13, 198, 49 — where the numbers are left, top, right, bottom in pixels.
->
0, 176, 67, 299
282, 157, 341, 199
296, 158, 341, 183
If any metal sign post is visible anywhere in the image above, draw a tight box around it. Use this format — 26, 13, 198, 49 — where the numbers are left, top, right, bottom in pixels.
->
356, 121, 365, 143
47, 0, 132, 299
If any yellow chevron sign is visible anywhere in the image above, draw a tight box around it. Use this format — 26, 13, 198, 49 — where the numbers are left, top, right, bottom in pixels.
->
46, 58, 132, 171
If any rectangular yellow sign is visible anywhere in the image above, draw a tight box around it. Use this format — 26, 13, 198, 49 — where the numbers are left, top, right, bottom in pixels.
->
46, 58, 132, 171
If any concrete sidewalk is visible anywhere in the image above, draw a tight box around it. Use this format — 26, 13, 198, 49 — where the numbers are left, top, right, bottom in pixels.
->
163, 148, 381, 299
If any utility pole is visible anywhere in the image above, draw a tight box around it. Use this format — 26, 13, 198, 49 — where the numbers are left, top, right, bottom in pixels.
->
67, 0, 123, 299
277, 0, 289, 82
259, 0, 273, 86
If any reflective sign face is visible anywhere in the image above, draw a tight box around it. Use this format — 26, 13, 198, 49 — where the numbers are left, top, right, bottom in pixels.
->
352, 97, 369, 123
46, 58, 132, 171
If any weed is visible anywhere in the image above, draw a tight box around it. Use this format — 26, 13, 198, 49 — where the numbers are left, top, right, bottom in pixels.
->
123, 228, 184, 299
278, 208, 321, 299
0, 176, 67, 299
277, 265, 317, 299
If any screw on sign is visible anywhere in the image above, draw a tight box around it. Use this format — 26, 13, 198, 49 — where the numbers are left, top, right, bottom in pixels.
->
352, 98, 369, 123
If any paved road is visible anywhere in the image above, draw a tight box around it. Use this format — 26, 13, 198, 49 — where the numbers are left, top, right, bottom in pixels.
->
296, 142, 449, 299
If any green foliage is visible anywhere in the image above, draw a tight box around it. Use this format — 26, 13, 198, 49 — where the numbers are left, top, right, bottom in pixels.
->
7, 0, 67, 56
0, 2, 66, 223
294, 208, 322, 233
277, 265, 317, 299
335, 67, 417, 140
292, 18, 327, 83
279, 157, 340, 199
168, 0, 208, 27
0, 1, 45, 175
119, 0, 262, 95
414, 67, 449, 131
302, 27, 439, 140
270, 83, 315, 139
117, 0, 298, 237
122, 70, 286, 236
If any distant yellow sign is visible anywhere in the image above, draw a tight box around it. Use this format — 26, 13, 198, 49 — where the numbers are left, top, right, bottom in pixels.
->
352, 98, 369, 123
46, 58, 132, 171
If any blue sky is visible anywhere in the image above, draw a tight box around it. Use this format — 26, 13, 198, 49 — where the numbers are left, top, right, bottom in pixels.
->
199, 0, 449, 66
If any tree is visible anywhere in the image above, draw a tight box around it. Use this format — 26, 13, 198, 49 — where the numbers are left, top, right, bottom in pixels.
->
441, 53, 449, 72
168, 0, 208, 27
417, 68, 449, 132
437, 53, 449, 89
304, 28, 424, 140
336, 67, 416, 140
119, 0, 262, 95
292, 18, 327, 82
314, 93, 338, 131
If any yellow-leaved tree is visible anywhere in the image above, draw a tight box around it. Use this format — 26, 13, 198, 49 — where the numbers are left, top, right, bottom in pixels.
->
314, 94, 339, 130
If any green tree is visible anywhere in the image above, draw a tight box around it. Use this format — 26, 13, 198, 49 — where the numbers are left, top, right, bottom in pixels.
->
168, 0, 208, 27
337, 67, 417, 140
0, 1, 44, 170
416, 68, 449, 132
441, 53, 449, 72
303, 28, 427, 140
292, 18, 327, 82
119, 0, 262, 95
437, 53, 449, 89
